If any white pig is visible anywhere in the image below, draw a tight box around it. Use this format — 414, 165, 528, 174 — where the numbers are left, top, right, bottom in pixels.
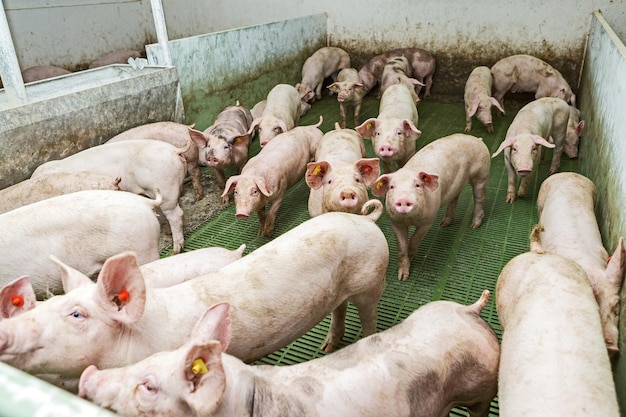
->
306, 123, 380, 217
537, 172, 625, 356
21, 65, 71, 83
464, 66, 505, 133
563, 105, 585, 158
491, 97, 569, 203
0, 203, 388, 388
0, 190, 161, 298
138, 244, 247, 288
491, 54, 576, 111
356, 84, 421, 173
247, 84, 303, 147
295, 46, 351, 102
223, 122, 323, 237
108, 121, 205, 202
378, 56, 423, 102
371, 133, 490, 281
191, 103, 253, 204
79, 290, 499, 417
496, 240, 620, 417
0, 171, 121, 215
327, 68, 366, 128
31, 139, 188, 254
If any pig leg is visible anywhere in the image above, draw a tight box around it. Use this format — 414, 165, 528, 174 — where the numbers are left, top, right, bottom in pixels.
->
392, 224, 412, 281
161, 199, 185, 254
188, 164, 203, 202
258, 197, 283, 237
470, 182, 487, 229
505, 159, 518, 204
423, 74, 433, 97
350, 289, 382, 338
440, 197, 459, 227
339, 103, 348, 129
548, 139, 564, 176
517, 174, 533, 199
466, 396, 495, 417
321, 301, 347, 352
353, 102, 362, 127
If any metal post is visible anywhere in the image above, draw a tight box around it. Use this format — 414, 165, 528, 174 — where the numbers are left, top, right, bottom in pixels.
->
149, 0, 172, 66
0, 0, 27, 105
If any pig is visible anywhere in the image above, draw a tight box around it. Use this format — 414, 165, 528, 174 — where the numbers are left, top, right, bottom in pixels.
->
0, 189, 161, 299
0, 171, 121, 215
21, 65, 71, 83
327, 68, 366, 128
356, 84, 421, 173
306, 123, 380, 217
190, 103, 254, 204
108, 121, 205, 202
357, 53, 388, 94
371, 133, 490, 281
223, 121, 324, 237
247, 84, 303, 147
563, 105, 585, 158
138, 244, 247, 288
464, 66, 505, 133
31, 139, 188, 254
79, 290, 499, 417
496, 237, 620, 417
295, 46, 351, 102
378, 56, 423, 102
88, 49, 143, 69
491, 54, 576, 112
536, 172, 625, 356
0, 202, 388, 389
491, 97, 569, 203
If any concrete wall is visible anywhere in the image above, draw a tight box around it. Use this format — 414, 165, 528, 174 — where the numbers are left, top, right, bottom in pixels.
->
578, 12, 626, 411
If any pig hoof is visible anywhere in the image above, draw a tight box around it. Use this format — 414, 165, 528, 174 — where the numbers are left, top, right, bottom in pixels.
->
320, 339, 338, 353
397, 268, 410, 281
440, 217, 453, 227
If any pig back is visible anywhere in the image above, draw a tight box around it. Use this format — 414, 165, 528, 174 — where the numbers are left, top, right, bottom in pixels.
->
496, 251, 619, 416
378, 84, 418, 122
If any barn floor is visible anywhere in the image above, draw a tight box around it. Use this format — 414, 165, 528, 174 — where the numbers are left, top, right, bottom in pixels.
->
162, 92, 581, 416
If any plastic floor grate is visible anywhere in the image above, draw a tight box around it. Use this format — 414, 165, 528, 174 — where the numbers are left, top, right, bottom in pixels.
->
162, 93, 581, 416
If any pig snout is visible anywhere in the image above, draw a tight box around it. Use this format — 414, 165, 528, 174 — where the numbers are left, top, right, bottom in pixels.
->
517, 168, 532, 177
206, 156, 220, 166
338, 189, 359, 209
377, 143, 397, 158
393, 197, 414, 214
78, 365, 99, 398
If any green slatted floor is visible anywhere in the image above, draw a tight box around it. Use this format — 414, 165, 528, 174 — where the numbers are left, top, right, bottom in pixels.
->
162, 93, 581, 416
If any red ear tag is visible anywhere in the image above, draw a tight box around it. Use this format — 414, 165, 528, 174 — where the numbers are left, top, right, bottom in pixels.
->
11, 295, 24, 307
363, 165, 372, 173
118, 288, 130, 303
607, 256, 612, 265
422, 174, 431, 183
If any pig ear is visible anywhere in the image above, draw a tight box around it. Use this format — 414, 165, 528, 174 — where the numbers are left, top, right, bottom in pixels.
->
182, 341, 226, 415
0, 276, 37, 319
327, 83, 339, 93
468, 98, 480, 117
402, 119, 421, 140
577, 120, 585, 135
247, 118, 261, 136
188, 128, 207, 149
49, 254, 95, 292
355, 158, 381, 186
305, 161, 330, 190
492, 136, 516, 157
410, 78, 426, 87
253, 176, 273, 197
531, 135, 555, 149
371, 174, 391, 197
355, 83, 365, 90
355, 118, 378, 138
96, 252, 146, 324
606, 238, 626, 290
490, 97, 505, 114
418, 171, 439, 192
222, 175, 239, 197
190, 302, 232, 349
230, 134, 250, 149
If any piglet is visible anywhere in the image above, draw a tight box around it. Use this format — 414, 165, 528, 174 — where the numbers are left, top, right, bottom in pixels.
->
491, 54, 576, 112
31, 139, 189, 254
191, 103, 253, 204
306, 123, 380, 217
378, 56, 423, 102
536, 172, 625, 356
496, 236, 620, 417
223, 120, 323, 236
464, 66, 505, 133
327, 68, 366, 128
491, 97, 569, 203
0, 190, 161, 298
0, 171, 121, 215
21, 66, 71, 83
356, 84, 421, 172
371, 133, 490, 280
79, 290, 499, 417
247, 84, 303, 147
0, 203, 388, 389
108, 121, 205, 201
295, 46, 351, 102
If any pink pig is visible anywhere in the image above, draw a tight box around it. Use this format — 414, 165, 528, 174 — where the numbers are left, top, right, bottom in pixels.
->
295, 46, 351, 102
378, 56, 423, 102
247, 84, 303, 147
327, 68, 366, 128
223, 121, 323, 236
464, 66, 505, 133
306, 123, 380, 217
371, 133, 490, 280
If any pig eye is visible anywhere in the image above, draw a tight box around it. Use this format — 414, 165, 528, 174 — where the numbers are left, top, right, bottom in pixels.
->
251, 189, 259, 196
68, 309, 86, 321
327, 179, 333, 185
140, 380, 157, 394
354, 176, 361, 183
273, 127, 283, 133
511, 146, 517, 152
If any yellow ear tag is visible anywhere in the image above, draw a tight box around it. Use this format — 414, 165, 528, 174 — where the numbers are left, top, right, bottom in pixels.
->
376, 181, 383, 190
236, 137, 242, 144
366, 122, 372, 130
191, 358, 209, 375
312, 165, 321, 176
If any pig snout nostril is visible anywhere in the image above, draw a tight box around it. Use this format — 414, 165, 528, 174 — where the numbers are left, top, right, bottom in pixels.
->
378, 145, 395, 157
394, 199, 413, 213
517, 170, 532, 177
339, 191, 358, 208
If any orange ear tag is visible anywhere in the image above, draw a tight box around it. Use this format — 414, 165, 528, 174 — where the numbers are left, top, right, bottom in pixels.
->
192, 358, 209, 375
607, 256, 612, 265
312, 165, 321, 176
11, 295, 24, 307
363, 165, 372, 173
422, 174, 431, 183
118, 288, 130, 303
